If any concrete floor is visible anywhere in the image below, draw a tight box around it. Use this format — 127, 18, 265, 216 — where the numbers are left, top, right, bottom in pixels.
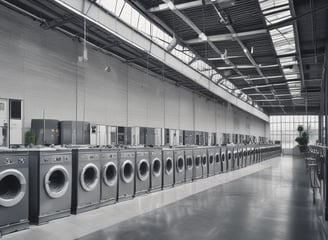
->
3, 156, 324, 240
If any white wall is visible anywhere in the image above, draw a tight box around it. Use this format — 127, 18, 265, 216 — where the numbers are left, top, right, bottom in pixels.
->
0, 6, 269, 142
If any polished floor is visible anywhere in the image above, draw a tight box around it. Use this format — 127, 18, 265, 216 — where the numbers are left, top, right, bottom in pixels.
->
4, 156, 324, 240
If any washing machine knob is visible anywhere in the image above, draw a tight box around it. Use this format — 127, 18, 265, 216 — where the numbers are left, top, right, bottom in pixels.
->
18, 158, 25, 164
5, 158, 12, 164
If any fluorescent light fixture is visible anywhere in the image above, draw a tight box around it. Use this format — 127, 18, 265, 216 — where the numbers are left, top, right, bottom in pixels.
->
198, 32, 208, 41
167, 1, 176, 10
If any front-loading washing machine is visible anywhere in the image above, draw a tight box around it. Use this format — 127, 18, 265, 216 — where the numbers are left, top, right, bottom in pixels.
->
135, 149, 150, 196
246, 147, 252, 166
242, 147, 248, 167
250, 147, 256, 165
214, 147, 221, 175
29, 149, 72, 224
149, 148, 162, 192
71, 148, 101, 214
117, 149, 135, 201
226, 147, 233, 171
173, 149, 185, 185
99, 148, 118, 207
233, 148, 239, 170
192, 148, 202, 180
200, 148, 208, 178
162, 148, 174, 189
0, 150, 29, 236
184, 148, 193, 182
238, 147, 244, 168
207, 147, 216, 176
220, 147, 227, 172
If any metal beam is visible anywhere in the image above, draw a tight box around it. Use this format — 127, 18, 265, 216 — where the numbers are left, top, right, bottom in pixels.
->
40, 15, 73, 30
185, 29, 267, 44
148, 0, 235, 12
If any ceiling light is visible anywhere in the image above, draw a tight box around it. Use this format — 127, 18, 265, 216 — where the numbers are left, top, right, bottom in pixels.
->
198, 32, 208, 41
167, 1, 176, 10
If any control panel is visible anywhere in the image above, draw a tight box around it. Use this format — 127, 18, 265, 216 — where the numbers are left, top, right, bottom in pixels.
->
0, 154, 28, 167
120, 151, 135, 159
41, 154, 71, 164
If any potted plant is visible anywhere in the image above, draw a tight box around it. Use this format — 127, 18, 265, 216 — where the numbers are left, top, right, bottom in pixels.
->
295, 125, 309, 152
25, 129, 36, 146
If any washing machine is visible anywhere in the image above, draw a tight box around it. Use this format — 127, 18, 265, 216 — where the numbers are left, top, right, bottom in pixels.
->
250, 147, 256, 165
71, 148, 101, 214
221, 147, 227, 172
207, 147, 216, 176
135, 149, 150, 196
29, 149, 72, 224
200, 148, 208, 178
149, 148, 162, 192
173, 149, 185, 185
162, 148, 174, 189
117, 149, 135, 201
0, 150, 29, 236
233, 148, 239, 170
226, 147, 233, 171
255, 147, 260, 163
184, 148, 193, 182
192, 148, 202, 180
99, 149, 118, 207
214, 147, 221, 175
238, 147, 244, 168
242, 147, 248, 167
246, 147, 252, 166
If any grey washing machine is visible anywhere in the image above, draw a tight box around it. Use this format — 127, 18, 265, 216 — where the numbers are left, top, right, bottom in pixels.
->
250, 147, 256, 165
226, 147, 233, 171
200, 148, 208, 178
0, 150, 29, 236
135, 149, 150, 196
214, 147, 221, 175
117, 149, 135, 201
149, 148, 162, 192
220, 147, 227, 172
29, 149, 72, 224
238, 147, 244, 168
162, 148, 174, 189
184, 148, 193, 182
255, 147, 261, 163
192, 148, 202, 180
242, 147, 248, 167
246, 147, 252, 166
100, 149, 118, 207
173, 149, 185, 185
207, 147, 216, 176
233, 148, 238, 170
71, 148, 101, 214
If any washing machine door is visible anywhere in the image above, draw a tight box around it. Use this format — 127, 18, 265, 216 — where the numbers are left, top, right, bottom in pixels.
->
103, 162, 118, 187
215, 154, 220, 165
176, 156, 184, 173
165, 158, 173, 175
137, 159, 150, 181
0, 169, 26, 207
201, 155, 207, 167
121, 160, 134, 183
152, 158, 162, 177
44, 165, 69, 199
208, 154, 214, 166
80, 163, 100, 192
186, 156, 193, 170
194, 155, 201, 168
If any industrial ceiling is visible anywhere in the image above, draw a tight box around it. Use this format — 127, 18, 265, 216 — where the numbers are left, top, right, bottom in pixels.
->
1, 0, 327, 115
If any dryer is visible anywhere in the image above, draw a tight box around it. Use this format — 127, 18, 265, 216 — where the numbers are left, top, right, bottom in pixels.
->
117, 149, 135, 201
162, 148, 174, 189
173, 149, 185, 185
29, 149, 72, 224
71, 148, 101, 214
100, 149, 118, 207
192, 148, 202, 180
149, 148, 162, 192
214, 147, 221, 175
207, 147, 216, 176
0, 150, 29, 236
220, 147, 227, 172
135, 149, 150, 196
184, 148, 193, 182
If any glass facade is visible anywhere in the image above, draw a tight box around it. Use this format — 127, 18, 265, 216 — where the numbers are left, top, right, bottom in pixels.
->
270, 115, 319, 149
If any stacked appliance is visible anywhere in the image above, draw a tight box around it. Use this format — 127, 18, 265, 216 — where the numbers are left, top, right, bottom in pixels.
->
60, 121, 90, 145
71, 148, 101, 214
99, 148, 118, 206
31, 119, 59, 145
117, 149, 135, 201
29, 149, 72, 224
149, 148, 162, 192
162, 148, 174, 189
135, 149, 150, 196
0, 150, 29, 236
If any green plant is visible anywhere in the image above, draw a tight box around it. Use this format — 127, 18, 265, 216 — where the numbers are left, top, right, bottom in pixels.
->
25, 129, 36, 145
295, 125, 309, 152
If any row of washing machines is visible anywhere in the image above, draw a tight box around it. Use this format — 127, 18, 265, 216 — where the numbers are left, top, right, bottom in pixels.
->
0, 144, 281, 236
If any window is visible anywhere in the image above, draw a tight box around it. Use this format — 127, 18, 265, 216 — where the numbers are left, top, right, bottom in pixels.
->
269, 115, 319, 149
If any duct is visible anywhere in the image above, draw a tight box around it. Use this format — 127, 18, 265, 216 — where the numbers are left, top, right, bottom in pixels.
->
185, 29, 268, 44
